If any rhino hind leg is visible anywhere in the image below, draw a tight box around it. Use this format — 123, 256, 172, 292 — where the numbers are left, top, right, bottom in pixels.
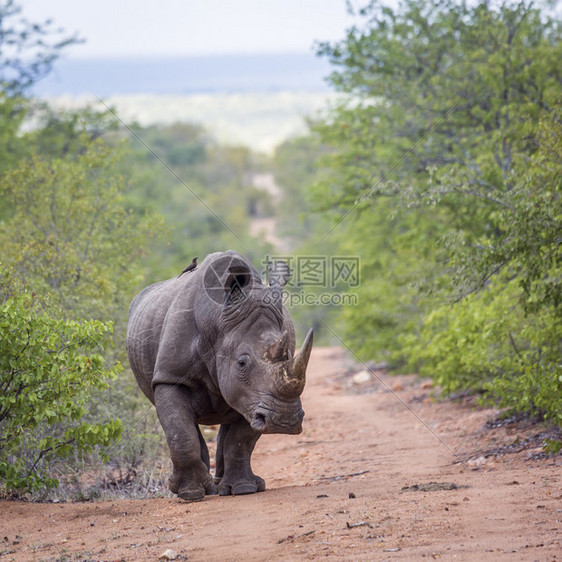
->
154, 384, 217, 501
214, 420, 265, 496
197, 425, 211, 471
213, 424, 227, 485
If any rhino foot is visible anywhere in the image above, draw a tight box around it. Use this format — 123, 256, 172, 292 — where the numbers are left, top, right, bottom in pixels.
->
178, 483, 216, 501
178, 485, 205, 501
170, 468, 217, 501
218, 474, 266, 496
175, 480, 217, 501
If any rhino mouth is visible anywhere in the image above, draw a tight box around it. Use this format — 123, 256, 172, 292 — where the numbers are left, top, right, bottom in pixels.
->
250, 405, 304, 435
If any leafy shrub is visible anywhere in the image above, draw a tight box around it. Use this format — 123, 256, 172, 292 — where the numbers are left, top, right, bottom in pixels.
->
402, 274, 562, 423
0, 286, 122, 494
0, 137, 159, 322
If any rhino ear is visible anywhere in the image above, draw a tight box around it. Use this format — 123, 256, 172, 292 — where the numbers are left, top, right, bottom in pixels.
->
204, 252, 260, 307
223, 264, 252, 305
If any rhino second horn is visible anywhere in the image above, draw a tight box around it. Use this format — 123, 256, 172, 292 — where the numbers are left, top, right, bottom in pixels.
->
276, 328, 313, 397
265, 330, 289, 363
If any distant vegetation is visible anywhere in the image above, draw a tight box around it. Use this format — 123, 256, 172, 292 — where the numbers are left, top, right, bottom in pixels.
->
1, 0, 560, 497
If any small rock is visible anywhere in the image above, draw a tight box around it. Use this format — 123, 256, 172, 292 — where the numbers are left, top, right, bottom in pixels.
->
392, 381, 404, 392
365, 360, 388, 371
467, 456, 488, 470
352, 370, 372, 385
159, 549, 178, 560
348, 492, 356, 499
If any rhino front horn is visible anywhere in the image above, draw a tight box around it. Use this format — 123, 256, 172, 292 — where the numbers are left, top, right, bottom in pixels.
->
277, 328, 313, 397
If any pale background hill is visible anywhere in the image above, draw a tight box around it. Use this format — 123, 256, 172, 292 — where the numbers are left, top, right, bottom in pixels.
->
47, 91, 341, 153
37, 53, 342, 152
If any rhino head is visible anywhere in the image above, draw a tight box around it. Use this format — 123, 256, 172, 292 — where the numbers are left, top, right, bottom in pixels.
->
198, 252, 313, 434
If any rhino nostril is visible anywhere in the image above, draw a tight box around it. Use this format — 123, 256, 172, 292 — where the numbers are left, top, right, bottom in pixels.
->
251, 412, 267, 432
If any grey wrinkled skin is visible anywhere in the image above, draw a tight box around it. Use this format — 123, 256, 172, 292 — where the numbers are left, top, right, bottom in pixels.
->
126, 250, 313, 501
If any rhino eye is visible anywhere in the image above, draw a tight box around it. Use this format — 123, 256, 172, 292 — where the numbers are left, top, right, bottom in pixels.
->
237, 354, 250, 369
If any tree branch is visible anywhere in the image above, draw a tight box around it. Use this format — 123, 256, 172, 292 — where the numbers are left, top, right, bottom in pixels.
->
428, 187, 515, 211
26, 438, 76, 479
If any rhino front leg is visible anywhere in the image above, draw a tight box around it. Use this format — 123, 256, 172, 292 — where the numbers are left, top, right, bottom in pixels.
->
215, 419, 265, 496
154, 384, 216, 501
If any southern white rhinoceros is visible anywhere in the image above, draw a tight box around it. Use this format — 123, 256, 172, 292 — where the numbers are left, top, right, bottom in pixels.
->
126, 250, 313, 501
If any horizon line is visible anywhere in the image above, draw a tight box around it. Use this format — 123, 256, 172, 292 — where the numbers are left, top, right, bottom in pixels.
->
57, 50, 326, 63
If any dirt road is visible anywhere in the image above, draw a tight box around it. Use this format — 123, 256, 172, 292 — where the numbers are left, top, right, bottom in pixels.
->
1, 347, 560, 561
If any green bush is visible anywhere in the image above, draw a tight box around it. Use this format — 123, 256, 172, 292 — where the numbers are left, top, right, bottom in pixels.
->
0, 137, 160, 322
0, 286, 122, 494
402, 275, 562, 423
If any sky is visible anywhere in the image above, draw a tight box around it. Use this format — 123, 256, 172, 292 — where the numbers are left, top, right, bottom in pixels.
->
21, 0, 363, 59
